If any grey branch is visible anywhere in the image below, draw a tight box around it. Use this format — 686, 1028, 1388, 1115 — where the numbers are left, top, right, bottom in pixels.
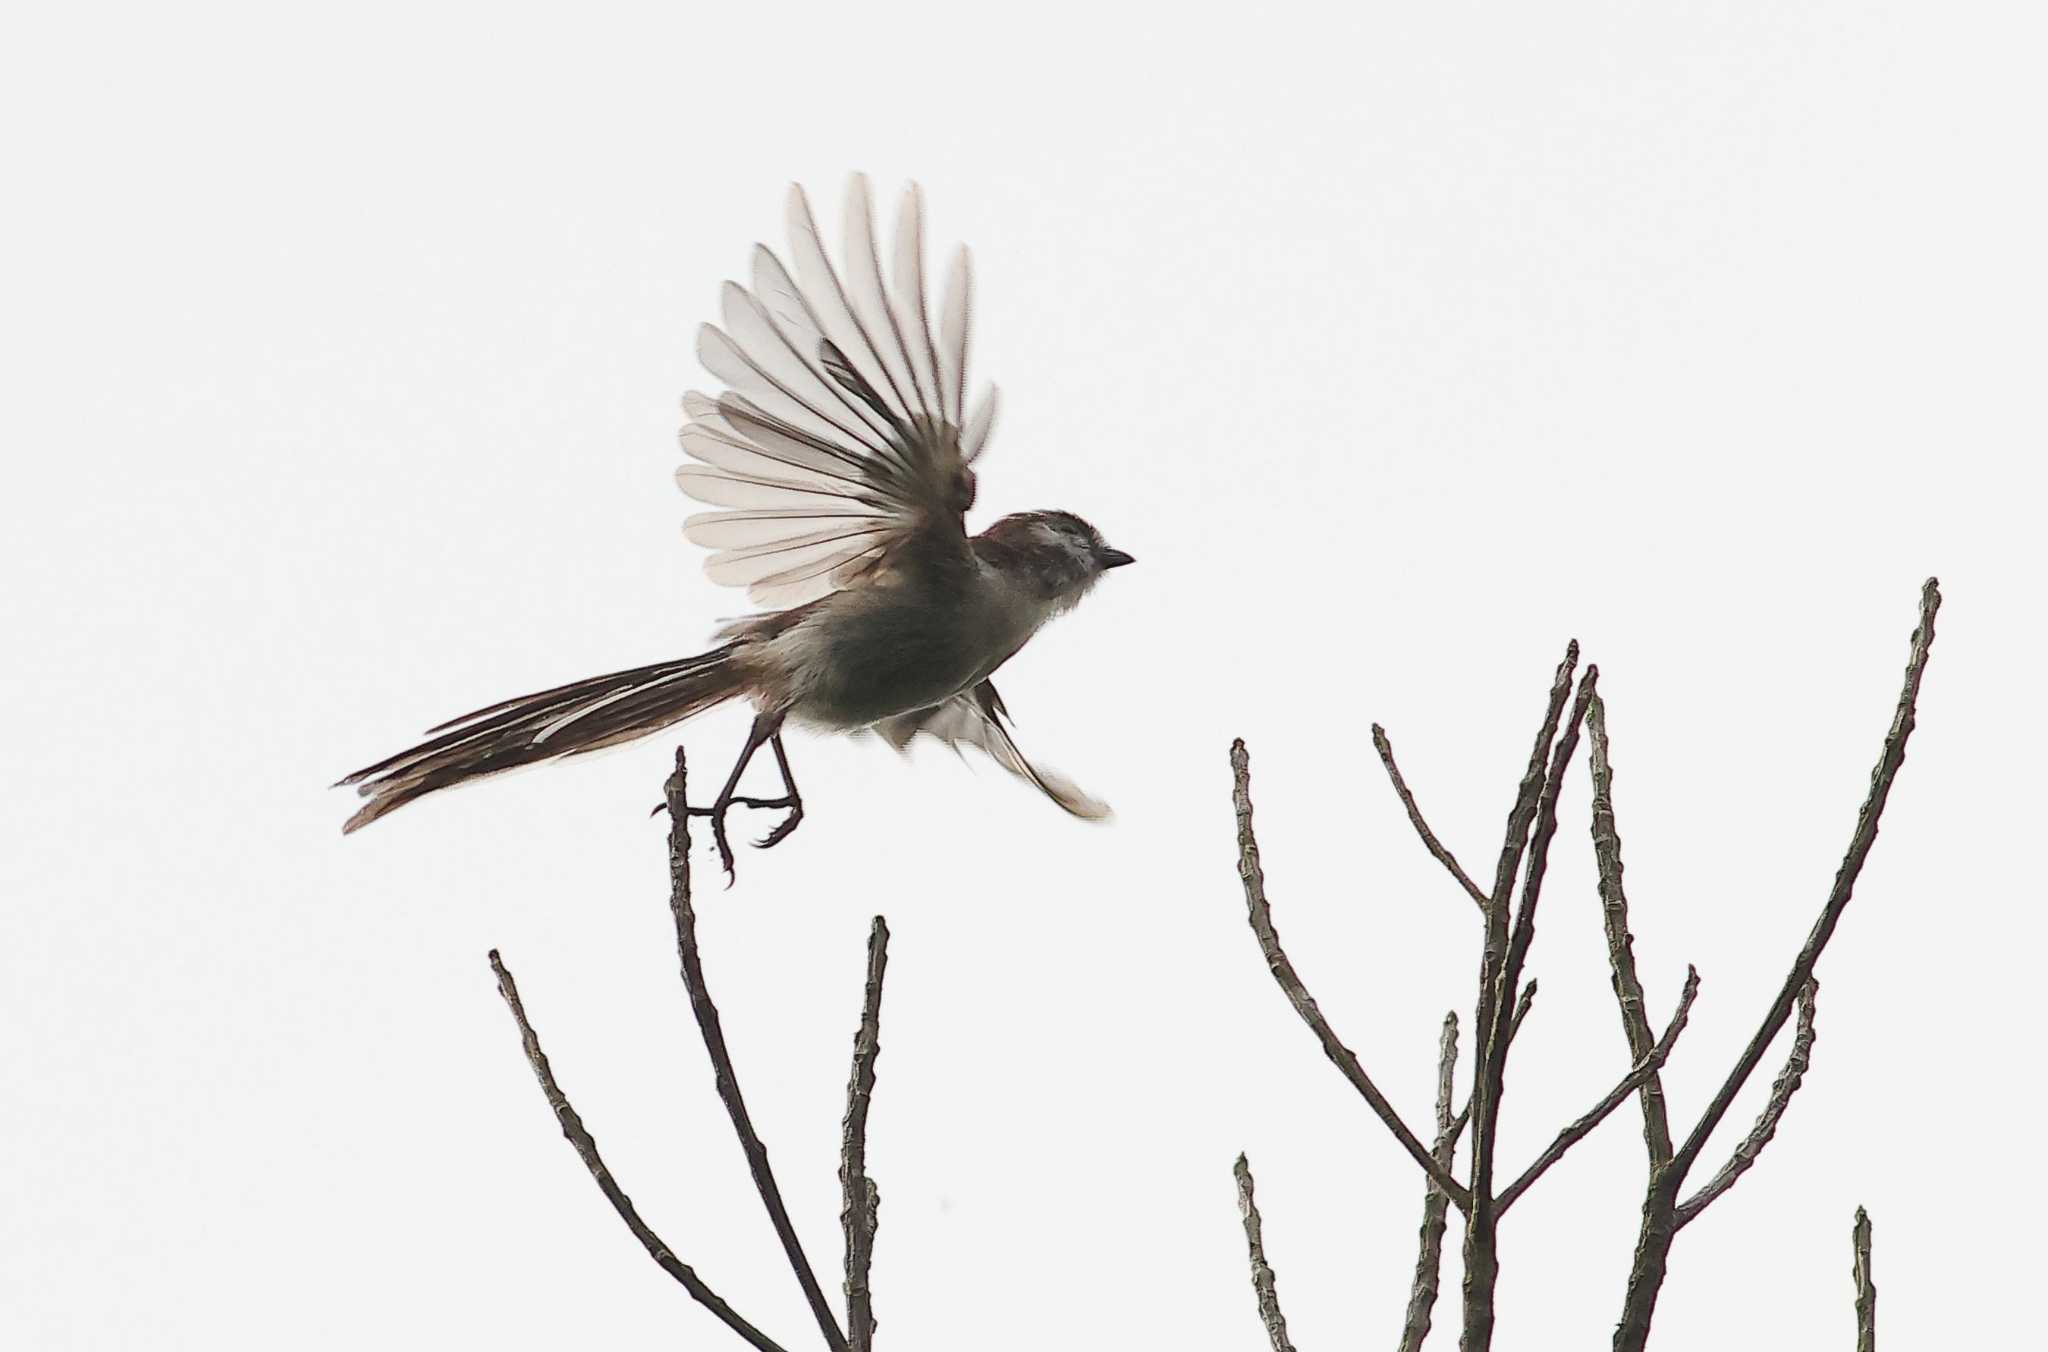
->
840, 917, 889, 1352
1398, 1012, 1463, 1352
1852, 1207, 1876, 1352
1468, 644, 1581, 1202
1373, 724, 1489, 910
1611, 581, 1942, 1352
488, 950, 791, 1352
1490, 667, 1598, 1061
1232, 739, 1472, 1212
1463, 644, 1580, 1352
1235, 1154, 1299, 1352
665, 750, 850, 1352
1496, 967, 1700, 1214
1586, 691, 1676, 1167
1675, 980, 1818, 1228
1672, 579, 1942, 1174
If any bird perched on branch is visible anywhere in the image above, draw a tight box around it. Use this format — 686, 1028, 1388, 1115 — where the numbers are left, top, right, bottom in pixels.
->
339, 178, 1133, 876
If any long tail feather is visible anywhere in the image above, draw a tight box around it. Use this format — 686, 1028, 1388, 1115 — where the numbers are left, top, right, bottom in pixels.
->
337, 647, 744, 833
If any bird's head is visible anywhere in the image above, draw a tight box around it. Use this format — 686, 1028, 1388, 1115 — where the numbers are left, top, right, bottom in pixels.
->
978, 510, 1135, 609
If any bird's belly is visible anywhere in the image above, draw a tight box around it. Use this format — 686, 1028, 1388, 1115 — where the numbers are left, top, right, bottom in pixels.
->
769, 594, 1021, 730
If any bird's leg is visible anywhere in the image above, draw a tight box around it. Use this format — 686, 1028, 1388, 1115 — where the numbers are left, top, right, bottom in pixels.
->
752, 733, 804, 849
682, 712, 783, 882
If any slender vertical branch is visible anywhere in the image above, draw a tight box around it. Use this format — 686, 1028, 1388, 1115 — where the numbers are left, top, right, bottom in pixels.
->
666, 750, 851, 1352
1462, 645, 1581, 1352
487, 950, 792, 1352
1491, 667, 1599, 1057
1852, 1207, 1876, 1352
1235, 1155, 1299, 1352
840, 918, 889, 1352
1232, 740, 1472, 1210
1586, 691, 1675, 1167
1398, 1012, 1463, 1352
1674, 980, 1817, 1227
1373, 725, 1490, 910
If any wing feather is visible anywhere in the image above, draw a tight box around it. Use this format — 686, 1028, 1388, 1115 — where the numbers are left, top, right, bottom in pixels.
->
679, 179, 989, 607
875, 681, 1111, 820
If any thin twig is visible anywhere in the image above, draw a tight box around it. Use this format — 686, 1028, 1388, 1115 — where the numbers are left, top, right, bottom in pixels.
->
840, 918, 889, 1352
488, 950, 791, 1352
1586, 691, 1676, 1167
1674, 980, 1817, 1228
1373, 724, 1489, 910
1852, 1207, 1876, 1352
1231, 739, 1471, 1211
1235, 1154, 1298, 1352
665, 749, 850, 1352
1398, 1012, 1462, 1352
1496, 967, 1700, 1214
1672, 578, 1941, 1173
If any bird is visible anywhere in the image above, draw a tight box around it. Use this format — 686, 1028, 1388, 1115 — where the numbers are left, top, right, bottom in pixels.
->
338, 177, 1134, 877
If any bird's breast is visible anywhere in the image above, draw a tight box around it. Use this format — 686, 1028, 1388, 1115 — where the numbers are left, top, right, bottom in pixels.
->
759, 570, 1048, 730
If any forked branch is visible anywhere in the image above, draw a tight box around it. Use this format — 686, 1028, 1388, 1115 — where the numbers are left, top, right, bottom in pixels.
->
489, 950, 791, 1352
665, 751, 850, 1352
1496, 967, 1700, 1215
1232, 739, 1472, 1211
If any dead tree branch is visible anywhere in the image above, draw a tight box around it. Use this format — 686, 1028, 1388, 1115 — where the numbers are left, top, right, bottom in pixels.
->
1373, 725, 1490, 910
1674, 980, 1817, 1227
665, 751, 850, 1352
488, 950, 792, 1352
1496, 967, 1699, 1215
1398, 1012, 1463, 1352
487, 752, 907, 1349
1462, 646, 1588, 1352
1586, 691, 1676, 1169
1852, 1207, 1876, 1352
1610, 579, 1941, 1352
1232, 739, 1472, 1211
840, 918, 889, 1352
1236, 1154, 1299, 1352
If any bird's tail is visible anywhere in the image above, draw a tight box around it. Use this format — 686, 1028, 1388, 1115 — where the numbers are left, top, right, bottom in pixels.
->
337, 646, 745, 833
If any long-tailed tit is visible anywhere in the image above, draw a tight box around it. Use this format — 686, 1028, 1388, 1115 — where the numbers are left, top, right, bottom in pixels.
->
339, 178, 1133, 875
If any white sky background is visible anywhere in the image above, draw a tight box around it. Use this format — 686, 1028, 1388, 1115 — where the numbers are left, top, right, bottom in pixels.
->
4, 2, 2043, 1347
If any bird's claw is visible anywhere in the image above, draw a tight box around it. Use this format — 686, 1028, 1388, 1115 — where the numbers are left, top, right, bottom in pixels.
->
680, 795, 800, 884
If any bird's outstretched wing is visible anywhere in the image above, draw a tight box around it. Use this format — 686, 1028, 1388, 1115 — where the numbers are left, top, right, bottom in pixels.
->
678, 177, 1001, 608
875, 680, 1110, 820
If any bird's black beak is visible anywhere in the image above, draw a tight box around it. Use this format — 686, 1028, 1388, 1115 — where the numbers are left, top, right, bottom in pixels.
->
1099, 548, 1136, 570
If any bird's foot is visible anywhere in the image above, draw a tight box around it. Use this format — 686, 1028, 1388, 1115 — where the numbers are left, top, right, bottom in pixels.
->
682, 796, 800, 883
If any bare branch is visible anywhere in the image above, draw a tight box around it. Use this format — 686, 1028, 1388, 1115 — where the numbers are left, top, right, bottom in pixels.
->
1492, 668, 1598, 1055
840, 918, 889, 1352
1231, 739, 1472, 1211
1235, 1154, 1299, 1352
1673, 579, 1942, 1173
665, 750, 850, 1352
1613, 578, 1942, 1352
1852, 1207, 1876, 1352
1496, 967, 1700, 1214
1444, 985, 1532, 1146
1373, 724, 1489, 910
1398, 1012, 1462, 1352
1586, 691, 1676, 1167
1463, 642, 1579, 1352
1675, 980, 1818, 1228
488, 950, 792, 1352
